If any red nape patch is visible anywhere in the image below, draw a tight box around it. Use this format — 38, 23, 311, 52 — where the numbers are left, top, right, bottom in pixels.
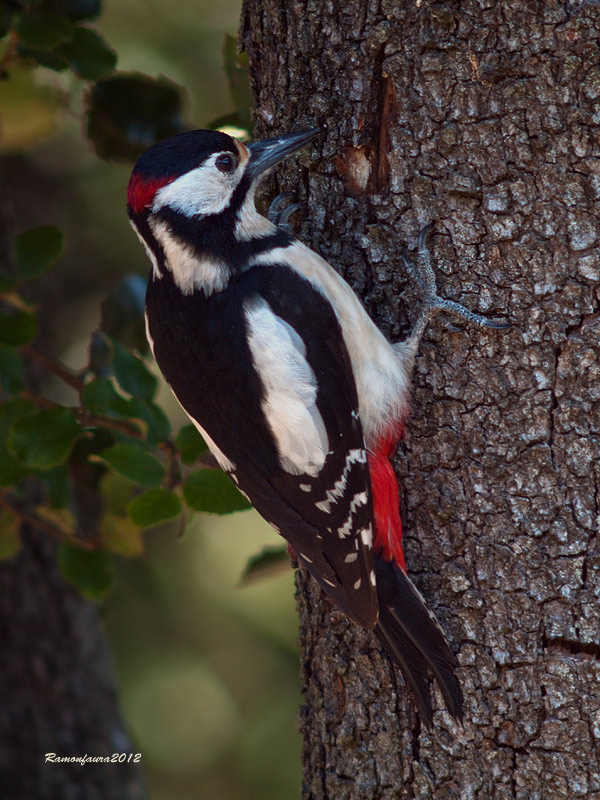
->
368, 431, 406, 571
127, 173, 175, 214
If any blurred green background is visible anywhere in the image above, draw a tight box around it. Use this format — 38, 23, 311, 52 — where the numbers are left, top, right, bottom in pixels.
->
1, 0, 302, 797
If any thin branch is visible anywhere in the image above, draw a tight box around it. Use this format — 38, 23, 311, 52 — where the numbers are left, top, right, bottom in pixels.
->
20, 390, 147, 440
20, 390, 60, 410
0, 492, 97, 550
21, 346, 85, 392
77, 411, 145, 439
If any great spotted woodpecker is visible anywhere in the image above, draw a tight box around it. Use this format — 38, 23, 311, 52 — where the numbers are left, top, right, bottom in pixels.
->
127, 127, 507, 725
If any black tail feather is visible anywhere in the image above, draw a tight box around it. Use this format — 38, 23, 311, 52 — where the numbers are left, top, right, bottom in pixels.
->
374, 617, 434, 724
374, 559, 464, 726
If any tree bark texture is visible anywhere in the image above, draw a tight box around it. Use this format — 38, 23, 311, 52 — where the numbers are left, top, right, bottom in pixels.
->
241, 1, 600, 797
0, 529, 146, 800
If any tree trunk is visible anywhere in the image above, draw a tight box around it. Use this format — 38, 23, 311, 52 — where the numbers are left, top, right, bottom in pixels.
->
241, 1, 600, 796
0, 529, 146, 800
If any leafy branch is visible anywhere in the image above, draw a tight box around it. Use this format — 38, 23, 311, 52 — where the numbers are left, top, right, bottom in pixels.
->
0, 226, 250, 599
0, 4, 255, 601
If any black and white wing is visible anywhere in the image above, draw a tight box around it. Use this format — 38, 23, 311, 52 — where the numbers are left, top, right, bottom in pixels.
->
146, 262, 379, 628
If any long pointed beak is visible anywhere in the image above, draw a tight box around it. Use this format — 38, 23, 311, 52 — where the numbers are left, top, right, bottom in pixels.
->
246, 128, 321, 179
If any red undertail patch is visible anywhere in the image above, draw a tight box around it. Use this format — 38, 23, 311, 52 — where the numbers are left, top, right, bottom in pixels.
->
368, 427, 406, 571
127, 173, 175, 214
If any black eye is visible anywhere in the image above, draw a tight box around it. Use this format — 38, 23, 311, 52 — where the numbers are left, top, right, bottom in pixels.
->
215, 152, 238, 173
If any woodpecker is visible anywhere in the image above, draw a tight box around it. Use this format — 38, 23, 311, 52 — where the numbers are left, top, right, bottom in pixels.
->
127, 127, 507, 725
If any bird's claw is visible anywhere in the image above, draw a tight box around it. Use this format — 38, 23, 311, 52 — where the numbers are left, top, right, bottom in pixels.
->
268, 192, 302, 234
402, 225, 510, 352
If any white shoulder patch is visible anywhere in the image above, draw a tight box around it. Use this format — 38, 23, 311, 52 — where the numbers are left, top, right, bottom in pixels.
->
250, 242, 411, 445
244, 297, 328, 477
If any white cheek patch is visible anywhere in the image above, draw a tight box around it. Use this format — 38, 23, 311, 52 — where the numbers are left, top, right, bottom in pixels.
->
150, 219, 230, 296
244, 297, 329, 477
152, 157, 239, 217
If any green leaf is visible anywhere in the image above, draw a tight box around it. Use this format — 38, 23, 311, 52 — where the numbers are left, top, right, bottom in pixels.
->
57, 542, 114, 600
175, 423, 207, 465
183, 469, 251, 514
97, 442, 164, 488
0, 308, 36, 347
16, 12, 73, 52
35, 504, 76, 535
0, 345, 25, 393
223, 34, 252, 128
128, 487, 181, 527
16, 46, 70, 72
101, 512, 143, 557
9, 407, 81, 469
0, 508, 21, 561
239, 545, 290, 587
87, 73, 187, 162
56, 26, 116, 81
81, 376, 135, 417
111, 338, 157, 400
0, 398, 37, 486
14, 225, 64, 279
100, 470, 136, 517
129, 397, 170, 445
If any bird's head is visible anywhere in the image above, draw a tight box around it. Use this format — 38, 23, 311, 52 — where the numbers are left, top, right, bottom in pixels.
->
127, 127, 320, 223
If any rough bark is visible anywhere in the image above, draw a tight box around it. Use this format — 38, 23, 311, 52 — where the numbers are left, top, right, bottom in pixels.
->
240, 1, 600, 797
0, 529, 146, 799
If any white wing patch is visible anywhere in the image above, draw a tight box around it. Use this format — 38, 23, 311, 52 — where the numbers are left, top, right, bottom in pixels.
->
314, 449, 367, 514
336, 490, 368, 538
250, 242, 411, 445
244, 297, 328, 477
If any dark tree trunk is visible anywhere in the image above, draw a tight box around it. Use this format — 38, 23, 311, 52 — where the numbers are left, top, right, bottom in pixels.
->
0, 530, 146, 800
241, 1, 600, 796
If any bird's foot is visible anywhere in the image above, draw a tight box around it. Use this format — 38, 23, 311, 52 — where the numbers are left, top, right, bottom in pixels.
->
267, 192, 303, 234
397, 224, 510, 359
